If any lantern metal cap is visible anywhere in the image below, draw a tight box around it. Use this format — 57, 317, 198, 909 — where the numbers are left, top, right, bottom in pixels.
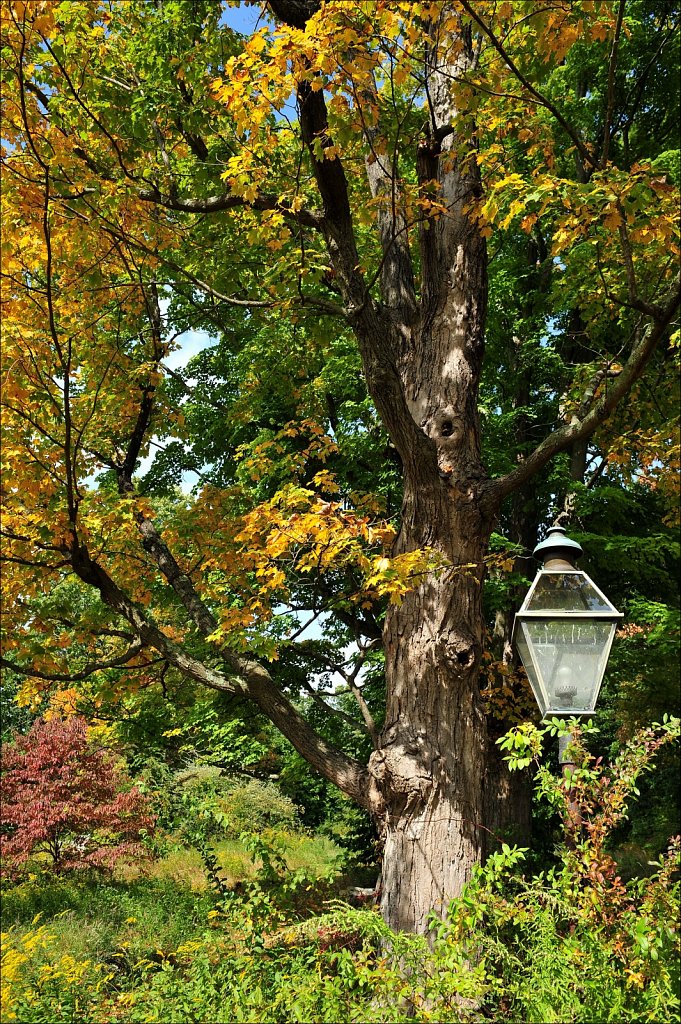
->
533, 525, 583, 568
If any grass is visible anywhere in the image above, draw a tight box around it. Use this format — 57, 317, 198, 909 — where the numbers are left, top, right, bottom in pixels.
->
115, 828, 344, 889
2, 828, 344, 962
2, 875, 214, 960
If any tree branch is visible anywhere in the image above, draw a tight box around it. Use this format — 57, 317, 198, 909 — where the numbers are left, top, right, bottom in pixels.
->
485, 274, 680, 506
67, 539, 245, 694
292, 68, 435, 473
1, 554, 70, 570
352, 64, 417, 319
126, 515, 375, 803
299, 678, 371, 738
137, 185, 324, 230
65, 488, 376, 807
86, 207, 276, 310
600, 0, 626, 169
294, 639, 379, 744
617, 213, 665, 318
616, 16, 678, 139
459, 0, 596, 171
0, 641, 148, 683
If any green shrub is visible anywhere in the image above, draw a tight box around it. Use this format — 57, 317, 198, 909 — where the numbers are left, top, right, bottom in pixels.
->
468, 716, 681, 1022
436, 840, 679, 1022
218, 779, 301, 836
166, 771, 301, 850
89, 905, 481, 1024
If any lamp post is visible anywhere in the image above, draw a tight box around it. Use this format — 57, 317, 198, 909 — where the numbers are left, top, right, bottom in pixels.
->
512, 525, 623, 779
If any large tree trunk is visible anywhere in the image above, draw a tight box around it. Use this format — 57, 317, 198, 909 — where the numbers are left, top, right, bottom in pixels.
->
357, 15, 497, 930
370, 491, 491, 933
367, 130, 492, 928
262, 2, 496, 936
272, 0, 535, 933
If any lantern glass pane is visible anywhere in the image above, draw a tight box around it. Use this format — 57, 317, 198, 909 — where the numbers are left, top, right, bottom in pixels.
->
526, 572, 613, 613
520, 619, 615, 713
515, 626, 548, 716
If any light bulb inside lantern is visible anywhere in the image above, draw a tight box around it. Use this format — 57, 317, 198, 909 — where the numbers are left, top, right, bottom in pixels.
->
554, 664, 578, 706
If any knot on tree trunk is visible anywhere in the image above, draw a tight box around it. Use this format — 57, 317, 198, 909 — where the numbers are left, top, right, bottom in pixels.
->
437, 627, 481, 675
368, 741, 435, 835
430, 407, 464, 445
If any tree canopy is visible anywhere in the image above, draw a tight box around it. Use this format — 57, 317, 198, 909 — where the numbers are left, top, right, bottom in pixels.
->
1, 0, 679, 933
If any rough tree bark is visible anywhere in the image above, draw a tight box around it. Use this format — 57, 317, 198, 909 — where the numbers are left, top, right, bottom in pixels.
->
366, 30, 493, 930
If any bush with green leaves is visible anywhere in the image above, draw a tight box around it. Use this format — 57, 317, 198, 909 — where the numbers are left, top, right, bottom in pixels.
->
149, 766, 302, 852
475, 716, 681, 1022
218, 778, 301, 837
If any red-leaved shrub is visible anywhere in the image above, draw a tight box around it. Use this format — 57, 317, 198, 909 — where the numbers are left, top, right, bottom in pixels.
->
0, 716, 155, 877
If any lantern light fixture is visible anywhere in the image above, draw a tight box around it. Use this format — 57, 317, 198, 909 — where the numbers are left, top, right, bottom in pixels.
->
513, 526, 623, 719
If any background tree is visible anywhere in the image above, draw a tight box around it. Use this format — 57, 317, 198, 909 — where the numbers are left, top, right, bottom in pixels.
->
1, 0, 678, 933
0, 716, 155, 876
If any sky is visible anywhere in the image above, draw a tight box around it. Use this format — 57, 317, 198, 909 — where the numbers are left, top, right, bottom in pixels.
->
219, 2, 272, 35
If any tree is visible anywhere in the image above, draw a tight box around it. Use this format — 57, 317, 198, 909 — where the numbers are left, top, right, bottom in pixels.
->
1, 0, 679, 932
0, 716, 155, 875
